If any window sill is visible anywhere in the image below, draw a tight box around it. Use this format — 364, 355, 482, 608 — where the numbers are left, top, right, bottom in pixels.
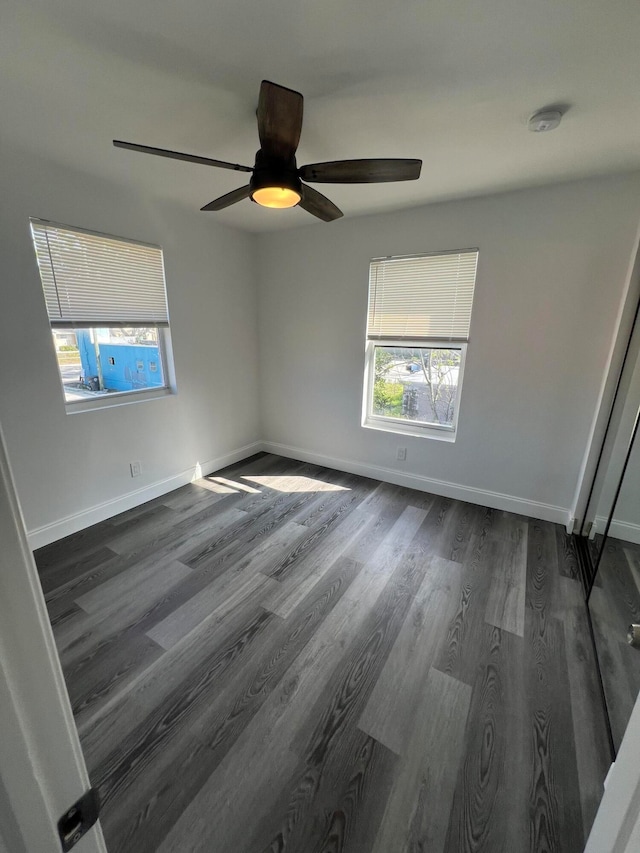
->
362, 417, 457, 442
65, 386, 174, 414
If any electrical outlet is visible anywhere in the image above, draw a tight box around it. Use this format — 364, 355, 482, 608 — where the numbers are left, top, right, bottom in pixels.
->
396, 447, 407, 461
130, 461, 142, 478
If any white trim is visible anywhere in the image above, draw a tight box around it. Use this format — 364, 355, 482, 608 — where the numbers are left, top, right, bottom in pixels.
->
570, 226, 640, 527
261, 440, 570, 525
0, 421, 107, 852
27, 441, 263, 549
362, 340, 467, 441
65, 385, 174, 414
361, 419, 457, 442
26, 438, 574, 548
585, 691, 640, 853
592, 514, 640, 545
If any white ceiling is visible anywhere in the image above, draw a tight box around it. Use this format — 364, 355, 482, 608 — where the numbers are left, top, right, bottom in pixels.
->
2, 0, 640, 232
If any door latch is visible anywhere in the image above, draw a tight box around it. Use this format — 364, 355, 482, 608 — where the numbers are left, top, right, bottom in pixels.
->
58, 788, 100, 851
627, 624, 640, 649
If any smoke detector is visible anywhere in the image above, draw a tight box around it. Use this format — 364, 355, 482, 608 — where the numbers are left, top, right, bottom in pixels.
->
528, 109, 563, 132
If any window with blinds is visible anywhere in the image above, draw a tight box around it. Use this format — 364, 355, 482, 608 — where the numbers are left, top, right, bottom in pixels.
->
367, 249, 478, 343
30, 219, 169, 328
363, 249, 478, 438
30, 219, 173, 408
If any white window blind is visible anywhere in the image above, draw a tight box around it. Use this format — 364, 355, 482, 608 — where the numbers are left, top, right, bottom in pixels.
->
30, 219, 169, 328
367, 249, 478, 342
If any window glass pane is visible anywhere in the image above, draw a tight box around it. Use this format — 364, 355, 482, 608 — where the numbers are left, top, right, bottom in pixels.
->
371, 345, 461, 428
53, 327, 166, 404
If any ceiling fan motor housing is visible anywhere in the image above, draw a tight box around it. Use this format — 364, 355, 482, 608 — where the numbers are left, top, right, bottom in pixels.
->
250, 149, 302, 198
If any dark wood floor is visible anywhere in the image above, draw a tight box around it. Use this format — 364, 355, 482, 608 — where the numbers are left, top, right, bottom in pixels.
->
589, 535, 640, 751
34, 453, 610, 853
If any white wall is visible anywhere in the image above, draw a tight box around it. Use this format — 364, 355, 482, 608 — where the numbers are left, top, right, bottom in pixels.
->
0, 142, 261, 544
257, 173, 640, 521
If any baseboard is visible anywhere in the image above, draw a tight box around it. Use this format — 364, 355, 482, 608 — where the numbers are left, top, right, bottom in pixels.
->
27, 437, 573, 549
594, 514, 640, 545
262, 441, 570, 525
27, 441, 263, 550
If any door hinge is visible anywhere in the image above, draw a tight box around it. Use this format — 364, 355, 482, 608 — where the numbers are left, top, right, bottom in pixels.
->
58, 788, 100, 851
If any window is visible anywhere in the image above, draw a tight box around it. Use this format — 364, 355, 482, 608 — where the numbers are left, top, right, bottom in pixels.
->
30, 219, 173, 410
363, 248, 478, 439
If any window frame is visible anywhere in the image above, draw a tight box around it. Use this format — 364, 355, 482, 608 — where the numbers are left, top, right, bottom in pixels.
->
362, 339, 468, 441
30, 219, 176, 413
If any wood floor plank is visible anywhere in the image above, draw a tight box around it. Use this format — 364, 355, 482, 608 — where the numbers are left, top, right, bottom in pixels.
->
101, 503, 182, 554
443, 624, 527, 853
33, 518, 118, 571
340, 504, 428, 603
556, 528, 580, 581
304, 731, 397, 853
291, 540, 428, 765
359, 555, 463, 755
558, 576, 610, 839
261, 508, 377, 618
108, 501, 249, 561
66, 632, 165, 730
433, 533, 495, 685
254, 566, 422, 853
264, 490, 373, 586
39, 545, 119, 595
48, 600, 83, 629
484, 529, 527, 637
155, 736, 300, 853
526, 520, 584, 853
527, 615, 584, 853
483, 508, 528, 544
57, 558, 192, 660
421, 495, 480, 563
160, 480, 233, 511
146, 563, 280, 651
253, 725, 397, 853
181, 488, 325, 572
44, 548, 143, 614
372, 667, 471, 853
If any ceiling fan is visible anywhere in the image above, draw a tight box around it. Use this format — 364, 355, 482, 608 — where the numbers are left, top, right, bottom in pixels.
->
113, 80, 422, 222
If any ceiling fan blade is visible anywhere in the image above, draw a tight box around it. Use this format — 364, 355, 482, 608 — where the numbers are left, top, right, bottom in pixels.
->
298, 184, 343, 222
113, 140, 253, 173
257, 80, 303, 160
200, 185, 252, 211
299, 158, 422, 183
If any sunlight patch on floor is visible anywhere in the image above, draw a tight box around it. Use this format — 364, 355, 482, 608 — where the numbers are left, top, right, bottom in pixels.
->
241, 475, 349, 493
206, 476, 262, 493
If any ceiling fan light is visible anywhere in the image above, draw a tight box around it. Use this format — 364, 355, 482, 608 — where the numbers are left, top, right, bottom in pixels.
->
252, 186, 301, 208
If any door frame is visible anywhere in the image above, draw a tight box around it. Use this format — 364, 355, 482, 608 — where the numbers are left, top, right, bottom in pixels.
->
585, 688, 640, 852
0, 419, 106, 852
